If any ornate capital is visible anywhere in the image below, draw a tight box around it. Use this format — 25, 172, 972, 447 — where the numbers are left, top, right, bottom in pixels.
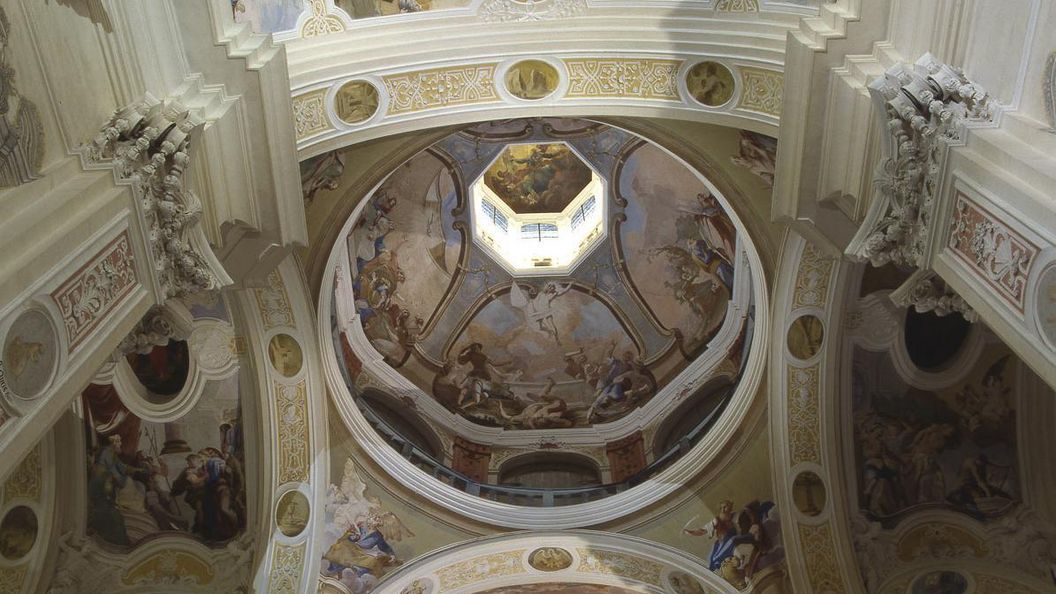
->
849, 53, 996, 269
84, 94, 231, 302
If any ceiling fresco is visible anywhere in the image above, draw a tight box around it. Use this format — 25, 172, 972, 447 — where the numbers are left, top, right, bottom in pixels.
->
80, 298, 247, 551
851, 341, 1020, 525
327, 117, 755, 432
483, 143, 593, 213
235, 0, 473, 34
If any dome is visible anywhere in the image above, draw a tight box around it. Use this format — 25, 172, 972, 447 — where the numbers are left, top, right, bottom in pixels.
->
325, 118, 766, 522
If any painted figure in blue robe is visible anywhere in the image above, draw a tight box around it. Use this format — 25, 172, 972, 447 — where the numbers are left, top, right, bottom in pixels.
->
322, 518, 398, 579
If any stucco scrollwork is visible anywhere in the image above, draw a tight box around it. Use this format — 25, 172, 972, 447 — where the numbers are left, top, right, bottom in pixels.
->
83, 94, 230, 302
890, 269, 978, 322
851, 507, 1056, 591
948, 193, 1038, 312
849, 53, 996, 270
479, 0, 587, 22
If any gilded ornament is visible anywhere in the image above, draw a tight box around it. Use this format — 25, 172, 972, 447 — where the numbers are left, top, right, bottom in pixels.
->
564, 58, 682, 99
736, 67, 783, 116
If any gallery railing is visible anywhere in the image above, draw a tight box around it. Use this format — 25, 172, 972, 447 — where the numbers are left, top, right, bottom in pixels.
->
356, 386, 735, 508
333, 306, 753, 507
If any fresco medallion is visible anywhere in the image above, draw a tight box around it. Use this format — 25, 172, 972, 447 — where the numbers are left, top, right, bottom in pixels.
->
792, 470, 826, 517
668, 570, 706, 594
275, 490, 311, 537
528, 546, 573, 571
505, 60, 560, 100
686, 61, 735, 107
335, 80, 380, 125
1, 309, 58, 401
0, 505, 37, 560
269, 334, 303, 377
399, 578, 433, 594
1033, 263, 1056, 350
787, 314, 824, 360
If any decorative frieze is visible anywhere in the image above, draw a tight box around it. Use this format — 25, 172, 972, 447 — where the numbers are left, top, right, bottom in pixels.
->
479, 0, 587, 21
383, 65, 500, 115
787, 364, 821, 466
799, 523, 845, 592
254, 270, 295, 330
51, 231, 138, 352
736, 67, 783, 116
947, 193, 1038, 313
300, 0, 345, 38
714, 0, 760, 12
274, 380, 310, 484
291, 89, 333, 141
564, 58, 682, 100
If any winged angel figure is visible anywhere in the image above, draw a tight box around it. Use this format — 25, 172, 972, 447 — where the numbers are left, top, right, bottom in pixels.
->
320, 459, 415, 593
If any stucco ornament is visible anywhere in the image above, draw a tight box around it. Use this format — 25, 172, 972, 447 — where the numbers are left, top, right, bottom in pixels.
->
116, 304, 192, 356
847, 53, 995, 320
479, 0, 587, 22
890, 270, 978, 322
851, 507, 1056, 592
83, 94, 230, 302
849, 53, 996, 270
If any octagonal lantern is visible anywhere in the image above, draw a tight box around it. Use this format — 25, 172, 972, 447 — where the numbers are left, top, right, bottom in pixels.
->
471, 142, 606, 275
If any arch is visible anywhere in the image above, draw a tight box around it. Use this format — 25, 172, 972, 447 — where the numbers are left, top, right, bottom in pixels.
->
651, 376, 736, 459
498, 451, 602, 490
359, 388, 445, 460
371, 530, 739, 594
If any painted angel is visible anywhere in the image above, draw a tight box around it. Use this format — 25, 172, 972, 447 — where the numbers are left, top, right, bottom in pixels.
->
322, 460, 415, 592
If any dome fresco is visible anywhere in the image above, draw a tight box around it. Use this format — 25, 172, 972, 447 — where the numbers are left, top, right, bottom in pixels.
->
335, 118, 754, 435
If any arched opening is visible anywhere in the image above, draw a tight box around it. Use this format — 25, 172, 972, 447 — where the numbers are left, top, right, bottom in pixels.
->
652, 377, 736, 460
498, 452, 602, 490
359, 389, 444, 460
903, 308, 972, 371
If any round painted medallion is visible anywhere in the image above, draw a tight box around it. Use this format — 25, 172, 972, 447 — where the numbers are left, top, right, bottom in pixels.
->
792, 470, 826, 517
0, 505, 37, 560
686, 61, 735, 107
505, 60, 560, 100
268, 334, 303, 377
335, 80, 380, 125
1, 309, 58, 401
787, 314, 824, 360
668, 570, 707, 594
528, 546, 573, 571
275, 490, 310, 537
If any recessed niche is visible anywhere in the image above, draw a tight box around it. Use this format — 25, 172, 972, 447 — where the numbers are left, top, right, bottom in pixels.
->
904, 308, 971, 371
126, 340, 190, 402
